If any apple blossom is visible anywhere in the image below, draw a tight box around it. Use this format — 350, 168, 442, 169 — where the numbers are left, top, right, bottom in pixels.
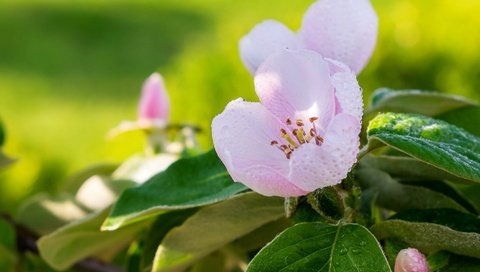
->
212, 49, 362, 197
239, 0, 378, 74
395, 248, 429, 272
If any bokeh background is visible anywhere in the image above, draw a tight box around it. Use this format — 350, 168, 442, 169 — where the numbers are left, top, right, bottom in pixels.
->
0, 0, 479, 212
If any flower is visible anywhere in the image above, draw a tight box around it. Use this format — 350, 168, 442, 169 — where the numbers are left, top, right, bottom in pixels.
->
239, 0, 378, 75
138, 73, 170, 122
395, 248, 430, 272
212, 49, 362, 197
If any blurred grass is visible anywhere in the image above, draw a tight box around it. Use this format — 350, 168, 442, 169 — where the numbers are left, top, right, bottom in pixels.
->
0, 0, 479, 212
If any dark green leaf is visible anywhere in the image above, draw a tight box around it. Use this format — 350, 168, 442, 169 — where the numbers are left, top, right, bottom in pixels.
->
384, 239, 408, 269
390, 209, 480, 233
0, 219, 16, 271
0, 120, 5, 147
371, 220, 480, 258
367, 88, 477, 117
152, 193, 284, 272
356, 169, 468, 213
367, 113, 480, 183
440, 254, 480, 272
103, 150, 246, 230
247, 222, 391, 272
38, 208, 149, 271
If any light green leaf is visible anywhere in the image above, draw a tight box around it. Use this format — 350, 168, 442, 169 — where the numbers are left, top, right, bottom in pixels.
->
16, 193, 89, 235
153, 192, 284, 272
0, 151, 14, 170
112, 153, 179, 184
367, 88, 477, 117
367, 113, 480, 183
103, 150, 246, 231
356, 169, 468, 213
371, 220, 480, 259
75, 175, 135, 210
38, 207, 149, 271
247, 222, 391, 272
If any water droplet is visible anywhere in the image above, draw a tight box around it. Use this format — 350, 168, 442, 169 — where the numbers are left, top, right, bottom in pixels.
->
359, 241, 367, 247
339, 248, 348, 255
352, 248, 361, 255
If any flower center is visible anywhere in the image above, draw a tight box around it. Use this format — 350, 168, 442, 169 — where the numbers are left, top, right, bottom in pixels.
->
271, 117, 324, 159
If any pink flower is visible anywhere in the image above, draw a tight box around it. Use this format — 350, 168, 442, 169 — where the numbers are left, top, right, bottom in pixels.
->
212, 50, 362, 197
138, 73, 170, 122
240, 0, 378, 75
395, 248, 430, 272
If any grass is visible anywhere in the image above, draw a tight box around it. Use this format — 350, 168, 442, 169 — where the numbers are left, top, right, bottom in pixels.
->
0, 0, 479, 211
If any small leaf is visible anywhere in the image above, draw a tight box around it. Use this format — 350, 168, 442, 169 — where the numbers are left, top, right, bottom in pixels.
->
38, 208, 149, 271
153, 193, 284, 272
103, 150, 246, 230
356, 169, 468, 213
371, 220, 480, 258
367, 113, 480, 183
63, 163, 118, 194
367, 88, 477, 117
247, 222, 391, 272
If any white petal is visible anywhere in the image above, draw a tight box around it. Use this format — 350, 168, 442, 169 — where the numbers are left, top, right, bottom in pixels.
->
300, 0, 378, 73
212, 99, 307, 197
239, 20, 300, 74
289, 113, 360, 191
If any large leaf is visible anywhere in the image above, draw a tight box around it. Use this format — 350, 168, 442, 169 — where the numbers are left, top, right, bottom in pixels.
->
367, 113, 480, 183
371, 220, 480, 259
367, 88, 477, 117
152, 193, 284, 272
356, 169, 468, 213
103, 150, 246, 230
247, 222, 391, 272
38, 208, 149, 271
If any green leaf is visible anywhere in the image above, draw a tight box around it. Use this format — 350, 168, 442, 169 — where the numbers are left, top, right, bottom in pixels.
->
390, 208, 480, 233
371, 220, 480, 259
0, 151, 14, 170
438, 106, 480, 137
16, 193, 89, 235
360, 155, 471, 184
0, 119, 5, 147
356, 169, 468, 213
367, 113, 480, 183
112, 153, 179, 184
152, 192, 284, 272
247, 222, 391, 272
103, 150, 246, 231
367, 88, 477, 117
0, 219, 16, 272
38, 208, 149, 271
441, 254, 480, 272
383, 239, 408, 269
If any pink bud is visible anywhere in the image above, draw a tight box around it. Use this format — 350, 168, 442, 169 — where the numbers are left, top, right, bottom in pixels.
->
138, 73, 170, 121
395, 248, 429, 272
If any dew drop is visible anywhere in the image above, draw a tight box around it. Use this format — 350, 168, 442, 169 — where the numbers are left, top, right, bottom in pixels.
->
339, 248, 348, 255
359, 241, 367, 247
352, 248, 361, 255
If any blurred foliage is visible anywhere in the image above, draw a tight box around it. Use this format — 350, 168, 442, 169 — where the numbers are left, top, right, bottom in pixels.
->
0, 0, 479, 211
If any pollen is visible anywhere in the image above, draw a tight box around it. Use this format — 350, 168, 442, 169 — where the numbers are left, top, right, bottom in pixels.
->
271, 117, 323, 159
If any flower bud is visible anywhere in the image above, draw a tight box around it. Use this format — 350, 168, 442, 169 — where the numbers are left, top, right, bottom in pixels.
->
138, 73, 170, 122
395, 248, 429, 272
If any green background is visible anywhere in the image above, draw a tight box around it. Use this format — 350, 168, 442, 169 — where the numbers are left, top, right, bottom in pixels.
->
0, 0, 479, 211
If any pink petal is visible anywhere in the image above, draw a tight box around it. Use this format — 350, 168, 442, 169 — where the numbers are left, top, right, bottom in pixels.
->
300, 0, 378, 74
327, 58, 364, 121
138, 73, 170, 121
254, 49, 335, 132
240, 20, 300, 74
395, 248, 430, 272
289, 113, 360, 191
212, 98, 308, 197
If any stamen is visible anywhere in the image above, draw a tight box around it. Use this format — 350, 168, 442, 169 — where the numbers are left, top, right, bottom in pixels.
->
286, 119, 292, 126
281, 129, 299, 148
270, 140, 278, 146
296, 119, 304, 127
293, 129, 306, 144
